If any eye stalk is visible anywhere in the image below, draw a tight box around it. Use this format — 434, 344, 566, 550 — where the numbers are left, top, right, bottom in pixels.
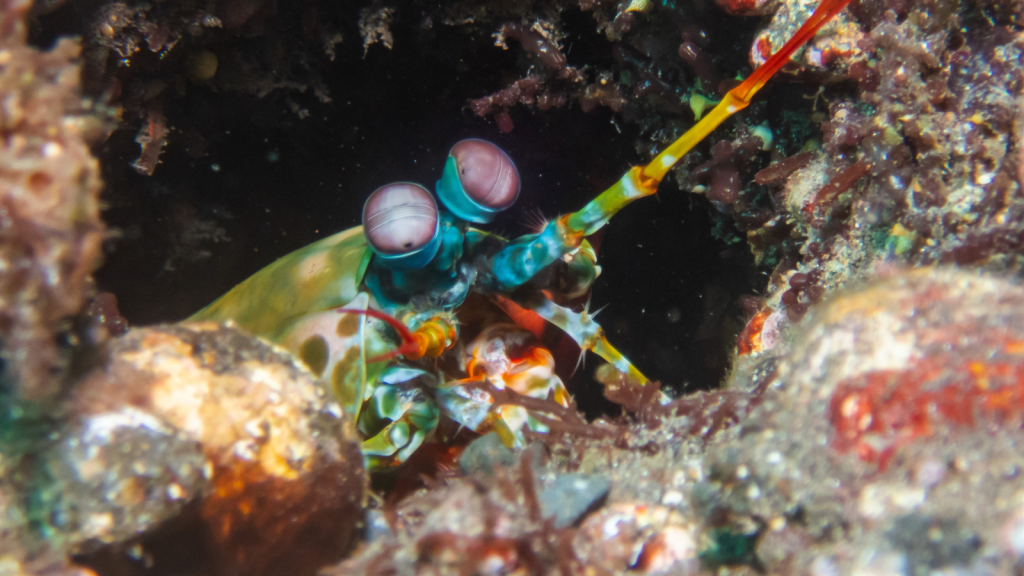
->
363, 182, 442, 270
436, 139, 520, 223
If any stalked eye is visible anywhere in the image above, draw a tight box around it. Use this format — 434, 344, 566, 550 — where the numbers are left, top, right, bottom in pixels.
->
362, 183, 442, 270
435, 139, 520, 224
451, 139, 520, 210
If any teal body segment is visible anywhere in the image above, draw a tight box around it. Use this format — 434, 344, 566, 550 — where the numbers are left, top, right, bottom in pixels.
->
491, 220, 574, 291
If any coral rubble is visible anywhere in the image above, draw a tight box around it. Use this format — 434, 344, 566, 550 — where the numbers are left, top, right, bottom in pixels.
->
0, 323, 363, 576
735, 0, 1024, 341
63, 323, 366, 576
707, 268, 1024, 573
330, 268, 1024, 575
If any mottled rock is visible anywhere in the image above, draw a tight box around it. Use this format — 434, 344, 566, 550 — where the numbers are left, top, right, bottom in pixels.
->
741, 4, 1024, 338
0, 471, 95, 575
545, 268, 1024, 575
574, 503, 700, 574
0, 552, 97, 576
539, 473, 610, 529
890, 514, 981, 575
779, 268, 1024, 466
702, 268, 1024, 573
49, 323, 366, 576
42, 407, 207, 548
459, 431, 516, 476
328, 457, 595, 575
329, 479, 518, 575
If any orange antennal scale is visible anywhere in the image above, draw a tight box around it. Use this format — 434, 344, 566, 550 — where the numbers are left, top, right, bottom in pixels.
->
336, 307, 420, 363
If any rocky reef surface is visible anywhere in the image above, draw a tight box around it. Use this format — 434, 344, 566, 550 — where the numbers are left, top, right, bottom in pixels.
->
333, 268, 1024, 575
0, 0, 1022, 574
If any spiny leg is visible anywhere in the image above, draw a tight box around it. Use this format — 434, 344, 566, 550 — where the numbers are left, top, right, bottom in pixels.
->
512, 293, 669, 403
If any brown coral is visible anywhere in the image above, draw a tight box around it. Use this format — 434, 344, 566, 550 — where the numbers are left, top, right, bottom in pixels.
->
0, 0, 105, 399
738, 0, 1024, 342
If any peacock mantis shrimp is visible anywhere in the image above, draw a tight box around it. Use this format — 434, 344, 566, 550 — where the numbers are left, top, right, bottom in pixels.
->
190, 0, 852, 470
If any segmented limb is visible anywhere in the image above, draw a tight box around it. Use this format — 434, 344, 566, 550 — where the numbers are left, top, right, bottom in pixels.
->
511, 293, 669, 403
567, 0, 855, 235
490, 0, 855, 290
359, 366, 441, 469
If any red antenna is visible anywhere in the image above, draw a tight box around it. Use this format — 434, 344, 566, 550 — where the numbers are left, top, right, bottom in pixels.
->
335, 307, 421, 363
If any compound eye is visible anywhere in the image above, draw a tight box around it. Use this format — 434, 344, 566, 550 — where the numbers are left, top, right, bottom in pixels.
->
362, 183, 439, 256
450, 139, 520, 211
